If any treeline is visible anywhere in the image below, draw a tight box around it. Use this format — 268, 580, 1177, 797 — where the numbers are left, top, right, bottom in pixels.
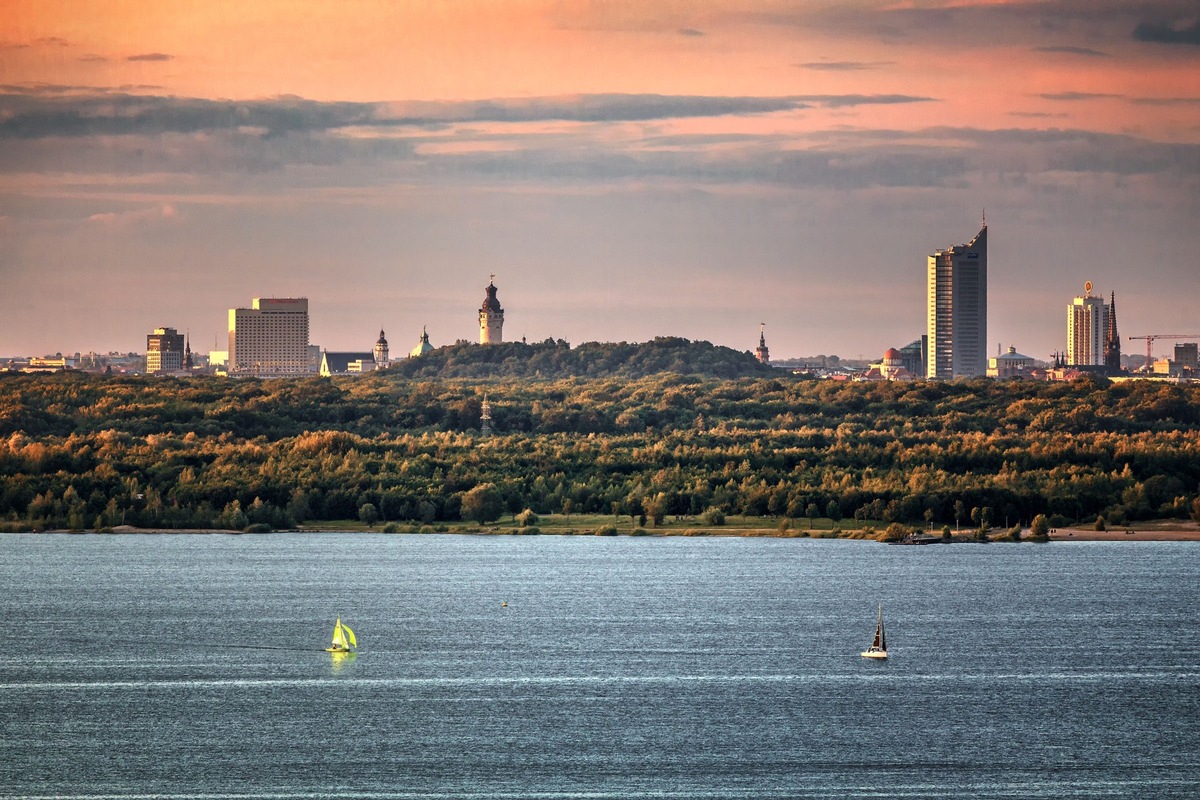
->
3, 368, 1200, 532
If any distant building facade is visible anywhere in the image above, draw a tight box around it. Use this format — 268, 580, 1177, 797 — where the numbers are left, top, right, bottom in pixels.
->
927, 224, 988, 379
987, 346, 1035, 379
373, 329, 389, 368
228, 298, 311, 376
146, 327, 185, 374
898, 337, 927, 379
1175, 342, 1198, 371
1067, 283, 1108, 367
319, 351, 376, 376
861, 347, 916, 381
479, 278, 504, 344
410, 327, 434, 358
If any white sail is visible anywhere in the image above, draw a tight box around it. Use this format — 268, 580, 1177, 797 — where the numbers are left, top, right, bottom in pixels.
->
861, 604, 888, 659
331, 618, 348, 650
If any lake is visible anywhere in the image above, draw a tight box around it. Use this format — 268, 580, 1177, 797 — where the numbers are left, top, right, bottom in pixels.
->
1, 533, 1197, 798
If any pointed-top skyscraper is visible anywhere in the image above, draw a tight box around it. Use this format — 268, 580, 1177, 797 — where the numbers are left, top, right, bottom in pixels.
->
927, 222, 988, 379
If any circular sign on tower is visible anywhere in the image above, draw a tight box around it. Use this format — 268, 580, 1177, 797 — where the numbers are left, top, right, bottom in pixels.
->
1084, 280, 1093, 295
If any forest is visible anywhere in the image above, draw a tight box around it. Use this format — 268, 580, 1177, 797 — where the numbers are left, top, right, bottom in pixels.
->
3, 337, 1200, 534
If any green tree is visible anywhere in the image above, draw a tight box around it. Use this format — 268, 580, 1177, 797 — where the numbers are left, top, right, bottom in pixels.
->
805, 502, 819, 529
1030, 514, 1050, 541
358, 502, 379, 528
461, 484, 503, 524
1094, 514, 1106, 532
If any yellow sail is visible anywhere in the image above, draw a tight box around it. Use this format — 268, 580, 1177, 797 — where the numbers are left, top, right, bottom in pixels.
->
342, 623, 357, 649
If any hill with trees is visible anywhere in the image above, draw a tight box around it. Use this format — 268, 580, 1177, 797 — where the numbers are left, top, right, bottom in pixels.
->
388, 337, 781, 380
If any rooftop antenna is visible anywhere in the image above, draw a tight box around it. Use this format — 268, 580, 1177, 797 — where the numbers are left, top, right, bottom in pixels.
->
981, 208, 987, 227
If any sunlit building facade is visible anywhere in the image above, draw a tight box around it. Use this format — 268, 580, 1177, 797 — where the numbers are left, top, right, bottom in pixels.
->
927, 224, 988, 379
228, 297, 311, 376
146, 327, 185, 374
1067, 284, 1108, 367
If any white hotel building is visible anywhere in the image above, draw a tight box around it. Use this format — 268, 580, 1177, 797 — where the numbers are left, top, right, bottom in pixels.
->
228, 298, 311, 376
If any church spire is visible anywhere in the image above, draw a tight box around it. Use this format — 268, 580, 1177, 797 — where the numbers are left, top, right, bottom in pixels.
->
1104, 291, 1121, 374
755, 322, 770, 365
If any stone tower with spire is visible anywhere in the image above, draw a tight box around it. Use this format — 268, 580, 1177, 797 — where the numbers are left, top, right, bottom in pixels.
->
479, 276, 504, 345
374, 329, 389, 368
755, 323, 770, 364
1104, 291, 1121, 375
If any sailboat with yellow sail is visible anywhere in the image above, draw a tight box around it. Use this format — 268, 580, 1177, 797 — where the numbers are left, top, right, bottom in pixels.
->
325, 617, 357, 653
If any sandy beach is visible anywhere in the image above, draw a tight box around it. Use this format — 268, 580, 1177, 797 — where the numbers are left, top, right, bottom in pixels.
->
1048, 522, 1200, 542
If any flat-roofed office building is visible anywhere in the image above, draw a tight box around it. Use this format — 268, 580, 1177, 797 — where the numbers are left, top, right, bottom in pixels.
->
228, 298, 311, 376
146, 327, 185, 374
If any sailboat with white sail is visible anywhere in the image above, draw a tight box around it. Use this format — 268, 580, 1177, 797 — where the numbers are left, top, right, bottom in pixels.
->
326, 617, 357, 653
861, 604, 888, 659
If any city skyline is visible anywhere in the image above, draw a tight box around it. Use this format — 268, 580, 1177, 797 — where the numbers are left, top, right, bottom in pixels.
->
3, 1, 1199, 361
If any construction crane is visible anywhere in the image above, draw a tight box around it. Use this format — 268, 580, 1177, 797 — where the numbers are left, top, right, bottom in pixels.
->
1127, 334, 1200, 371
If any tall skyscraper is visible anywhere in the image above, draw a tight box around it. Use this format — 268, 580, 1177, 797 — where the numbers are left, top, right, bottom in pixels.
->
228, 297, 311, 376
146, 327, 184, 374
479, 277, 504, 344
927, 223, 988, 379
1067, 283, 1108, 367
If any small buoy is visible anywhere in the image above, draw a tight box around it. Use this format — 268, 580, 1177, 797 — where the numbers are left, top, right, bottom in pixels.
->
501, 601, 508, 607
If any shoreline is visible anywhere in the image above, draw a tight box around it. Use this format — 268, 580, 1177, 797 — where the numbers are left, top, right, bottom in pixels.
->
6, 523, 1199, 541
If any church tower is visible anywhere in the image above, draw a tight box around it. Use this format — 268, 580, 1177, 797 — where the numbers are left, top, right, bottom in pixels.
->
479, 276, 504, 344
374, 329, 389, 367
1104, 291, 1122, 375
755, 323, 770, 365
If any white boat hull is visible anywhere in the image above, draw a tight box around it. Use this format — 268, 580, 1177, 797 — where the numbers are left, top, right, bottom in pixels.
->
861, 649, 888, 659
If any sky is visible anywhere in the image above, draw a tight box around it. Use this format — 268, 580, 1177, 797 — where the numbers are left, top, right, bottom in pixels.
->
2, 0, 1199, 362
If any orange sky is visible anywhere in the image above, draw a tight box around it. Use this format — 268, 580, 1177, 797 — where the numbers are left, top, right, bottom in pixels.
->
2, 0, 1199, 357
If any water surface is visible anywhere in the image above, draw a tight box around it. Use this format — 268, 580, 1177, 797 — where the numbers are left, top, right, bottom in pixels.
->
1, 533, 1196, 798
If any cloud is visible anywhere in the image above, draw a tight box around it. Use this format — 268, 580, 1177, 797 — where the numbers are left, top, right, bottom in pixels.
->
1033, 45, 1111, 57
79, 54, 109, 63
1133, 18, 1200, 45
1038, 92, 1123, 101
1131, 96, 1200, 106
795, 61, 893, 71
678, 28, 705, 37
36, 37, 70, 47
87, 203, 179, 227
0, 91, 936, 140
127, 52, 173, 62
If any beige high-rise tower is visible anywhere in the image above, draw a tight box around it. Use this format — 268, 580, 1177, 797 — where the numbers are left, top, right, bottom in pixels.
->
927, 223, 988, 379
1067, 283, 1108, 367
479, 276, 504, 344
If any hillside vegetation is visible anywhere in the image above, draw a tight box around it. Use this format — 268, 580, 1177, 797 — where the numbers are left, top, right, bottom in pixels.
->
3, 355, 1200, 533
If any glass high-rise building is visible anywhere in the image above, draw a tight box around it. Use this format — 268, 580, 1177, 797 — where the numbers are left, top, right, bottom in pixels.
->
927, 224, 988, 379
228, 297, 311, 376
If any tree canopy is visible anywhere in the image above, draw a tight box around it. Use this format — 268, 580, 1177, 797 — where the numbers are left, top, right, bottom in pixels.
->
3, 366, 1199, 533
